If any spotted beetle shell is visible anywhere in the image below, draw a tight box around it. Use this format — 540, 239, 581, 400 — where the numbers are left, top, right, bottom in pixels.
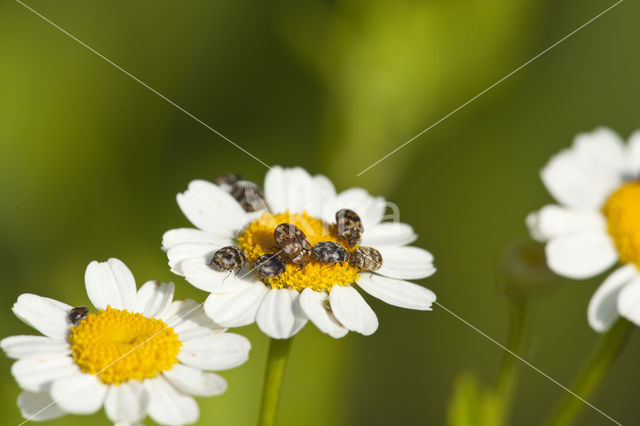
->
255, 253, 287, 279
231, 181, 267, 212
274, 223, 312, 266
211, 246, 246, 272
335, 209, 364, 247
68, 306, 89, 326
349, 247, 383, 271
312, 241, 349, 263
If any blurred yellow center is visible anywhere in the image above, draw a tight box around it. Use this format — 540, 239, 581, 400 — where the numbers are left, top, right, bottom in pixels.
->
68, 306, 181, 385
237, 211, 359, 291
603, 181, 640, 268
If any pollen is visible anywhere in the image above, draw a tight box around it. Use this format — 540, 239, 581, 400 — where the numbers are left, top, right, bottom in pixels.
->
68, 306, 182, 385
603, 181, 640, 268
237, 211, 360, 291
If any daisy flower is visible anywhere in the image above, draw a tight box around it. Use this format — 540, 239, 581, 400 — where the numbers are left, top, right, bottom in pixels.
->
1, 258, 250, 425
163, 166, 437, 339
526, 128, 640, 332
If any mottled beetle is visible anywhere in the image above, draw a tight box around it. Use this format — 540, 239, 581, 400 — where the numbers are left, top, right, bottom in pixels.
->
254, 253, 287, 279
349, 247, 383, 271
68, 306, 89, 326
312, 241, 349, 263
274, 223, 312, 267
335, 208, 364, 247
230, 181, 267, 212
210, 246, 246, 274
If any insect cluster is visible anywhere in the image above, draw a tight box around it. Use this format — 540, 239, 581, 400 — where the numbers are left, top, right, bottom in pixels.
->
208, 200, 384, 282
333, 209, 382, 272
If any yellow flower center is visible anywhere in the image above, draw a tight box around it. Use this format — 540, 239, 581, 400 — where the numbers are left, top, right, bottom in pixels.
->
237, 211, 360, 291
603, 181, 640, 268
68, 306, 182, 385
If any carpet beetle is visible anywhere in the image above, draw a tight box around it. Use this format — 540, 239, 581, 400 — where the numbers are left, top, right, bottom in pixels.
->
335, 208, 364, 247
255, 253, 287, 279
211, 246, 246, 273
274, 223, 312, 267
312, 241, 349, 263
68, 306, 89, 326
349, 247, 383, 271
230, 181, 267, 212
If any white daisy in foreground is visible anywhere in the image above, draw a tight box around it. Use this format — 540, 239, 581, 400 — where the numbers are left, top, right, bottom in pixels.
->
163, 166, 436, 339
527, 128, 640, 332
1, 258, 250, 425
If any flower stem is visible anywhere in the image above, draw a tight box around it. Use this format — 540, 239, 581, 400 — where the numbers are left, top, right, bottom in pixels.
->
493, 300, 528, 426
258, 337, 294, 426
544, 318, 633, 426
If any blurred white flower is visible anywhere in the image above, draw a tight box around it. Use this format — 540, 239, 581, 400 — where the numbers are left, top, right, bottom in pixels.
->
163, 166, 436, 339
1, 258, 250, 425
527, 128, 640, 332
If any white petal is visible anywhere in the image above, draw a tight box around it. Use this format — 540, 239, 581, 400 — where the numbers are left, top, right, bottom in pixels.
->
290, 295, 309, 336
256, 288, 299, 339
134, 281, 175, 317
174, 320, 221, 344
177, 179, 249, 235
329, 285, 378, 335
313, 175, 337, 200
541, 128, 626, 209
162, 228, 231, 251
617, 275, 640, 326
573, 127, 628, 176
299, 289, 347, 338
161, 299, 222, 343
178, 332, 250, 371
11, 355, 78, 392
376, 246, 436, 280
160, 299, 212, 328
588, 265, 638, 332
307, 174, 337, 217
18, 391, 66, 421
85, 258, 137, 311
325, 188, 386, 229
357, 274, 436, 310
104, 380, 148, 424
360, 223, 417, 247
11, 294, 71, 339
526, 205, 607, 242
163, 364, 227, 397
264, 166, 319, 214
545, 232, 618, 279
177, 257, 250, 293
1, 335, 70, 359
203, 281, 268, 327
629, 130, 640, 176
167, 241, 233, 274
145, 376, 199, 426
50, 373, 107, 415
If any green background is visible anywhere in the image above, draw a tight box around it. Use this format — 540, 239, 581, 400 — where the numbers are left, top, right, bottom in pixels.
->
1, 0, 638, 425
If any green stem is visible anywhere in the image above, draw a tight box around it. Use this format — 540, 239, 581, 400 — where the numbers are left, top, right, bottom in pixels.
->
258, 338, 294, 426
493, 300, 528, 426
544, 319, 633, 426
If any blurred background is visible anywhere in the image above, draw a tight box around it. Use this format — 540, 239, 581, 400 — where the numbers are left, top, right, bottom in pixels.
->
1, 0, 639, 424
